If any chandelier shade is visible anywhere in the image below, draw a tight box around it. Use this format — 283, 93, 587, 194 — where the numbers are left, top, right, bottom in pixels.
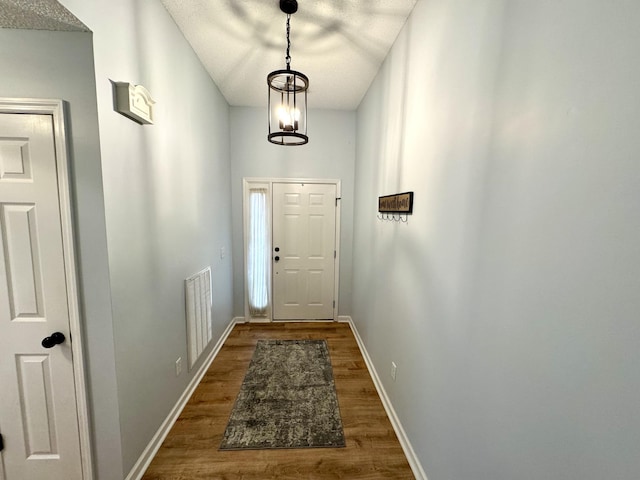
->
267, 0, 309, 146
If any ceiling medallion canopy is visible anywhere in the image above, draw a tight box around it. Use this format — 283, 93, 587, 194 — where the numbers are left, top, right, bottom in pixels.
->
267, 0, 309, 146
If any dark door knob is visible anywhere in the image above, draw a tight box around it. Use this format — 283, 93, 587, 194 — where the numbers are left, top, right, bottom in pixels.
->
274, 256, 280, 262
42, 332, 66, 349
275, 247, 280, 252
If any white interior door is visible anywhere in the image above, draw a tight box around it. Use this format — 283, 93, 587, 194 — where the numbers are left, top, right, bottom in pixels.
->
272, 182, 337, 320
0, 113, 83, 479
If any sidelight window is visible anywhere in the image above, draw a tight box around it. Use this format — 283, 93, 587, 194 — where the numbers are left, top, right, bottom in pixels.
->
247, 188, 270, 317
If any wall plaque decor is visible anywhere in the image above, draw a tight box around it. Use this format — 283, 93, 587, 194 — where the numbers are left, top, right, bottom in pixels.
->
112, 81, 155, 124
378, 192, 413, 213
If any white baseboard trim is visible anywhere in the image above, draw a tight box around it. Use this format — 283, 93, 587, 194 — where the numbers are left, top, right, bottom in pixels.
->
124, 317, 240, 480
344, 316, 428, 480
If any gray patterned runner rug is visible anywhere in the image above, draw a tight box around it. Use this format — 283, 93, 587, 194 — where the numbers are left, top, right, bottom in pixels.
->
219, 339, 346, 450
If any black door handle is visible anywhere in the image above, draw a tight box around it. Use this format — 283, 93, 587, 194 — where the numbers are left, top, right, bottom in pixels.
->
42, 332, 66, 349
274, 256, 280, 262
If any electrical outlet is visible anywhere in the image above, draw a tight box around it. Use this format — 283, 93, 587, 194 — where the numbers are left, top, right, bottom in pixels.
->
220, 247, 226, 259
391, 361, 397, 381
175, 357, 182, 377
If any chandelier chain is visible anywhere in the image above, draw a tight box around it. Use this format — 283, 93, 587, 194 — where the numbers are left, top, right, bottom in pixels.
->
285, 14, 291, 69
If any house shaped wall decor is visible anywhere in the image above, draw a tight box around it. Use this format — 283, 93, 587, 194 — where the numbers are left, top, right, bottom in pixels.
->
113, 81, 155, 124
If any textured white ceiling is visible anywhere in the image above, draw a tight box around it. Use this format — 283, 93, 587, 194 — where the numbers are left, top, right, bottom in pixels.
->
0, 0, 87, 31
161, 0, 418, 110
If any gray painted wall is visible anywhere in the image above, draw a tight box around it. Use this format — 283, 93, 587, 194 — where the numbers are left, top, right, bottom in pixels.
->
229, 107, 356, 317
57, 0, 234, 476
353, 1, 640, 479
0, 29, 123, 478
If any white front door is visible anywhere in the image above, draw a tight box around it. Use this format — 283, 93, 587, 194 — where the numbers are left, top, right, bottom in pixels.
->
272, 182, 337, 320
0, 113, 83, 479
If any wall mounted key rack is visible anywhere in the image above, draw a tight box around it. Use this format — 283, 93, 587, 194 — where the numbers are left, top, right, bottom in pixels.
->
377, 191, 413, 222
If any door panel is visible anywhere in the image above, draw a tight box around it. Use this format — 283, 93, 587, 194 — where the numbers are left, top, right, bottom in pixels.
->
16, 354, 58, 457
0, 138, 32, 181
0, 113, 83, 479
2, 203, 45, 320
272, 182, 336, 320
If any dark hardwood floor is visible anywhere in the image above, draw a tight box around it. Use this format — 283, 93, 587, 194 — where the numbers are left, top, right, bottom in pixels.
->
142, 322, 414, 479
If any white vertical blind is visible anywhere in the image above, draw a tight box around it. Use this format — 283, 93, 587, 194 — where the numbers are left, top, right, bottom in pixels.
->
247, 188, 270, 317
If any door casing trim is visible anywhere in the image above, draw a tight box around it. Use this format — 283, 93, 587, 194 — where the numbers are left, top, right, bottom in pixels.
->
242, 177, 342, 322
0, 98, 93, 480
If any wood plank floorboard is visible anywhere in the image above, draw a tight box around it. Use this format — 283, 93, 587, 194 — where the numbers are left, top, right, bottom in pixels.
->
142, 322, 414, 479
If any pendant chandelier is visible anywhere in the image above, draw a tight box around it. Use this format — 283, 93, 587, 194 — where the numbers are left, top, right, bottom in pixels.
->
267, 0, 309, 146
